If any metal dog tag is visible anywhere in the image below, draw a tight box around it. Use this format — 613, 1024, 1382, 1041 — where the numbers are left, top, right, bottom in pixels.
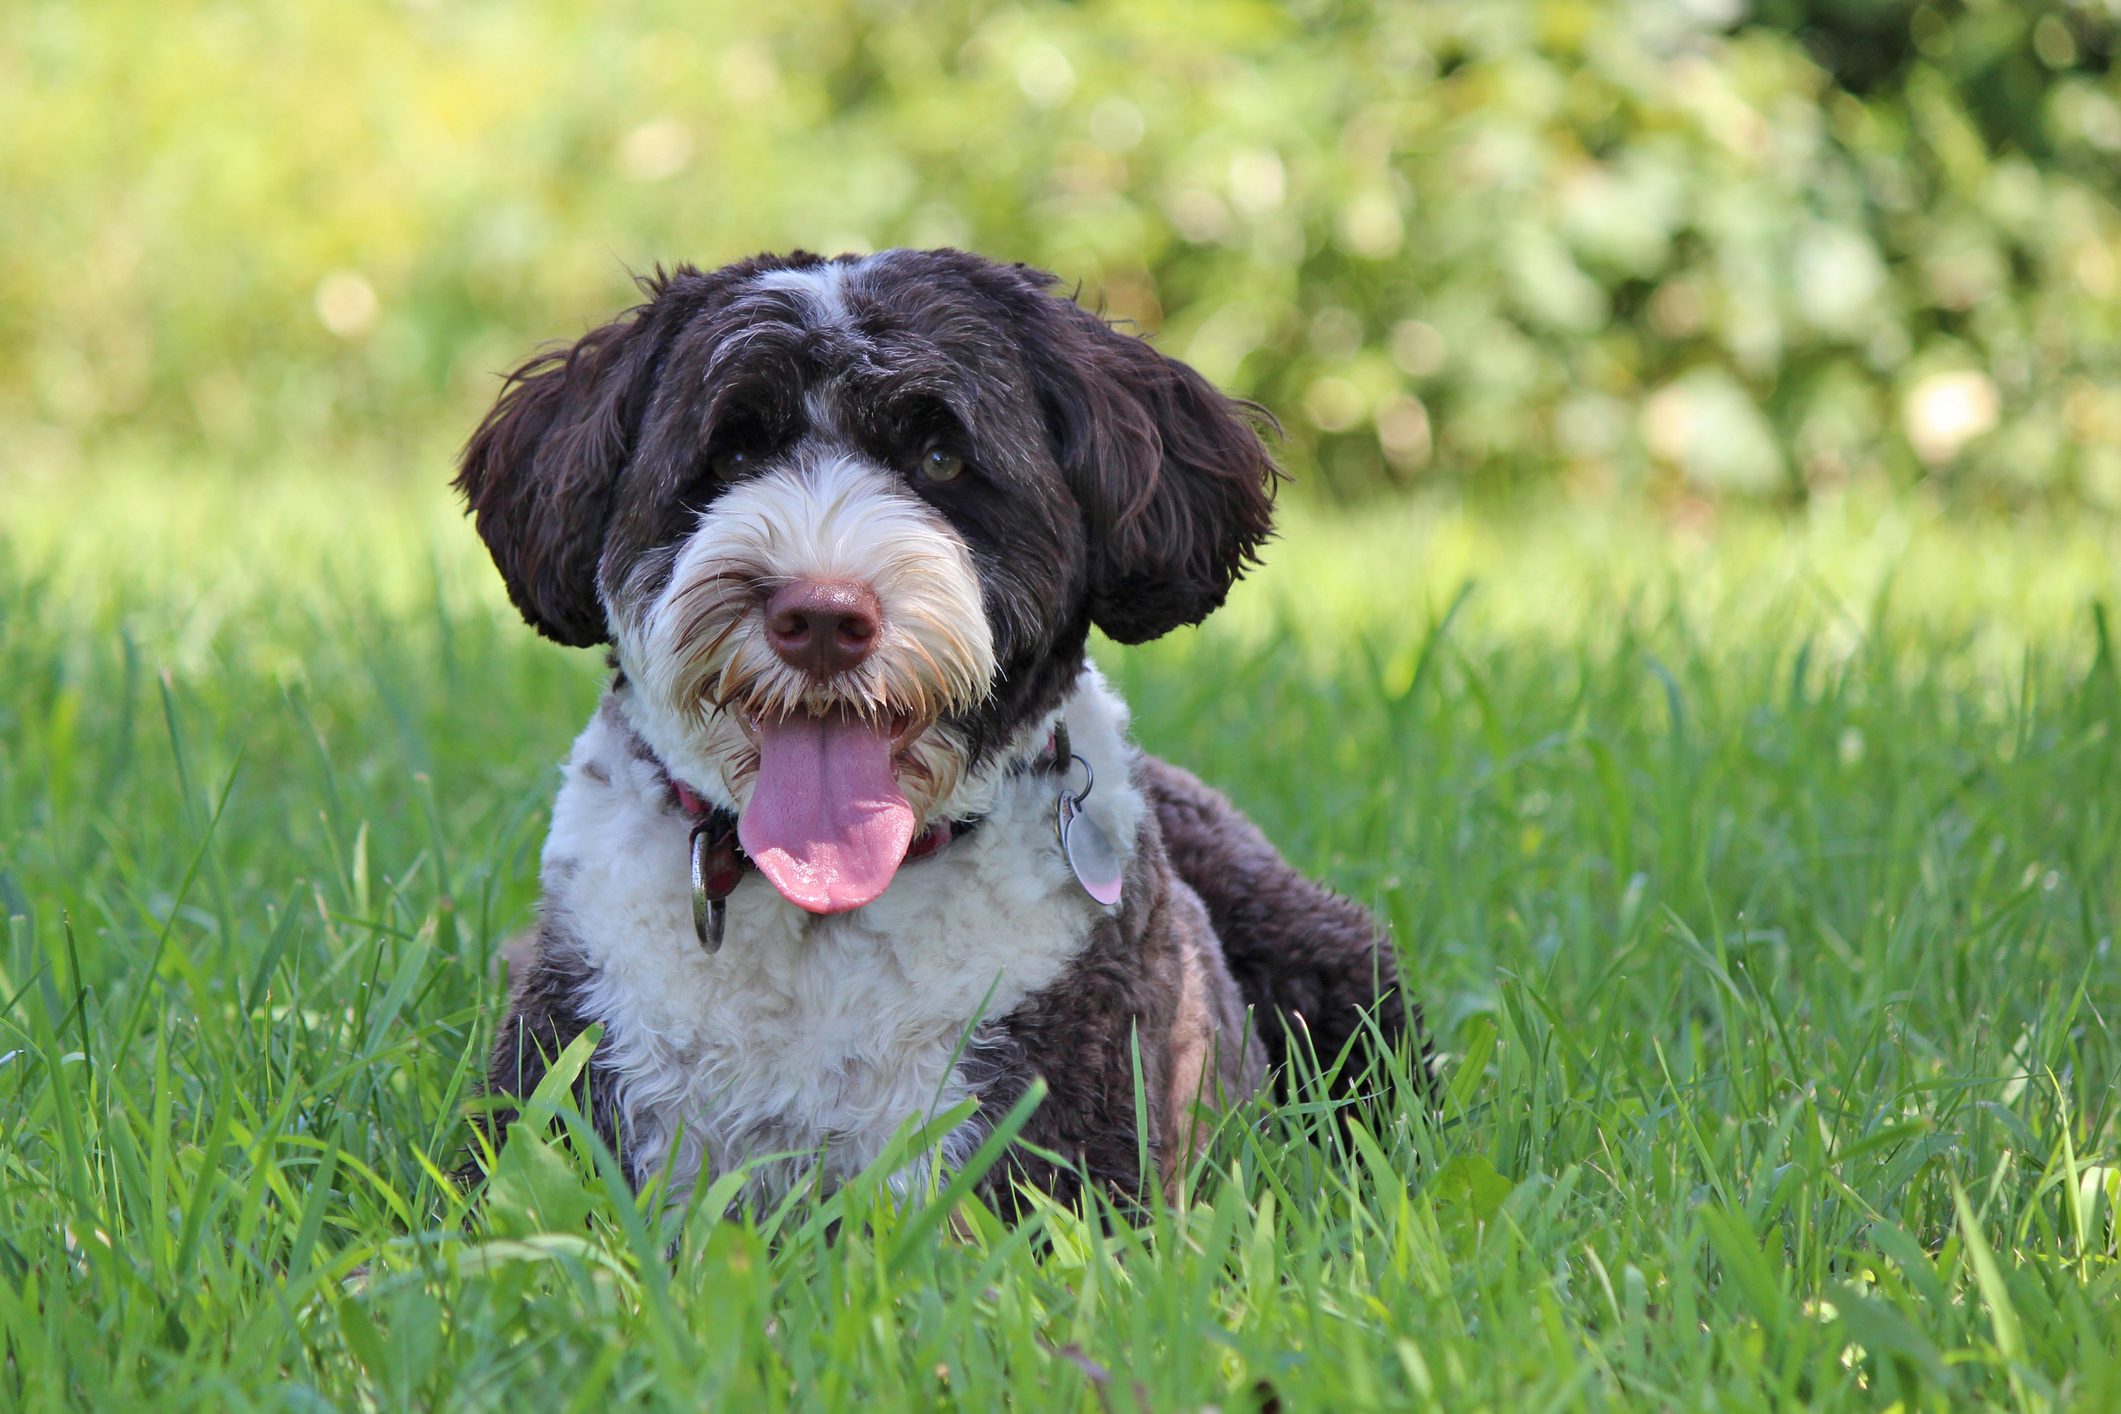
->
690, 828, 726, 952
1057, 794, 1124, 907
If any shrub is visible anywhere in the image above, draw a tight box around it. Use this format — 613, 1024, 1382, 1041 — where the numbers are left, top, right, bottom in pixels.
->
5, 0, 2118, 505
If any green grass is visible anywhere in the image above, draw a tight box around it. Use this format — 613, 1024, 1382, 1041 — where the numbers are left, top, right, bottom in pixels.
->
3, 470, 2120, 1410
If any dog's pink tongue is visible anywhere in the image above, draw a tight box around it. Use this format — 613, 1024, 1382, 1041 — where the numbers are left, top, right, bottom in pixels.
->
740, 712, 914, 914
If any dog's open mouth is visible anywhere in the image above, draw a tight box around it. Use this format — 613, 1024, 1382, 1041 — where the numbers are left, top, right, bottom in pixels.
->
735, 704, 926, 914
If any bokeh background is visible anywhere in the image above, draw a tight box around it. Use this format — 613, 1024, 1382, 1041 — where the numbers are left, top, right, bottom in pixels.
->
10, 7, 2121, 1403
10, 0, 2121, 508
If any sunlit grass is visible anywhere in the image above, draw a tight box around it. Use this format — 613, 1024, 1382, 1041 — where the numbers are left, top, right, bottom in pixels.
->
3, 469, 2119, 1408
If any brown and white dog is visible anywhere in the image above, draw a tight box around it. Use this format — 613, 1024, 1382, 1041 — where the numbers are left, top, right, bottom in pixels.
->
458, 248, 1413, 1211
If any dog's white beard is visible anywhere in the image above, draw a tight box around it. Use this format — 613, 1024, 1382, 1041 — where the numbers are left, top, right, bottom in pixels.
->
611, 455, 997, 824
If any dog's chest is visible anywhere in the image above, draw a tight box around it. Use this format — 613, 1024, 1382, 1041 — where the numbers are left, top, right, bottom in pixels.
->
538, 705, 1130, 1190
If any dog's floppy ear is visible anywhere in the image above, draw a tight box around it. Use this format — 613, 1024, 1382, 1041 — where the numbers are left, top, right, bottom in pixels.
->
1024, 288, 1281, 644
456, 302, 669, 647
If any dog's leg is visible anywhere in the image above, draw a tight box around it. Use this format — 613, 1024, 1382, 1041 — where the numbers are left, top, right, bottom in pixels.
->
471, 925, 630, 1181
1138, 756, 1429, 1103
1157, 879, 1268, 1201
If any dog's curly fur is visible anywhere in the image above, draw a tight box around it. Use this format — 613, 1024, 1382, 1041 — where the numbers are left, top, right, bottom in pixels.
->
458, 248, 1420, 1210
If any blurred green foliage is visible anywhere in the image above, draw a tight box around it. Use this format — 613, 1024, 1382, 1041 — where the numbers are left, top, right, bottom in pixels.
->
6, 0, 2121, 503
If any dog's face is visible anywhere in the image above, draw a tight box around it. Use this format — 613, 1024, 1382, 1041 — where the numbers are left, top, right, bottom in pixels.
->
458, 248, 1276, 913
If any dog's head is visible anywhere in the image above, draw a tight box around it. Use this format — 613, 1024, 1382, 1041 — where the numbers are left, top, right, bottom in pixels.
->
458, 248, 1277, 913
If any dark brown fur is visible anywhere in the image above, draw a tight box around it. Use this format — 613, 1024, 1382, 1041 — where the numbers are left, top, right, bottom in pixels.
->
957, 808, 1266, 1212
472, 925, 626, 1168
1141, 757, 1427, 1103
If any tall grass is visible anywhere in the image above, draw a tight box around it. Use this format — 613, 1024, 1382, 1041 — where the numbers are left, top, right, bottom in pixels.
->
2, 473, 2118, 1408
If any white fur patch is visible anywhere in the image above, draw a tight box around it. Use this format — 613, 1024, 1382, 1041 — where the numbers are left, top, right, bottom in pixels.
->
752, 259, 864, 323
537, 665, 1145, 1203
612, 454, 995, 822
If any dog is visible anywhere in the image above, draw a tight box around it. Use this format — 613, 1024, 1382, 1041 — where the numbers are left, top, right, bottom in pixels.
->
457, 248, 1415, 1212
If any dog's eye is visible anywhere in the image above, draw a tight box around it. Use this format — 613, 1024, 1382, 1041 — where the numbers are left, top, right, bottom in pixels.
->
919, 449, 964, 483
711, 449, 752, 483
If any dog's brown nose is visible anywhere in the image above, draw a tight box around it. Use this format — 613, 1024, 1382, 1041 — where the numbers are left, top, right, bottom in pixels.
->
764, 579, 882, 677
